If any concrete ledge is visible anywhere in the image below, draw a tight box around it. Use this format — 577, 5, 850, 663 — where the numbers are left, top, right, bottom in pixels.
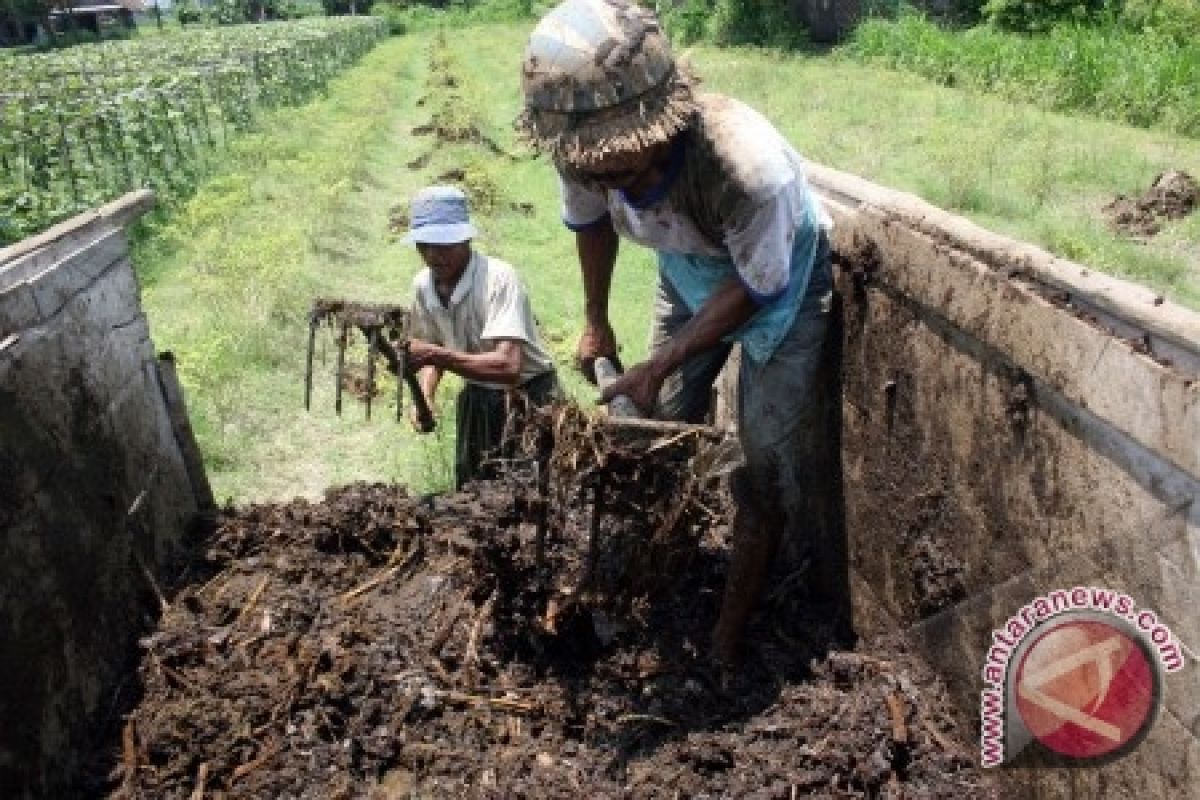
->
0, 190, 154, 275
807, 164, 1200, 366
808, 165, 1200, 480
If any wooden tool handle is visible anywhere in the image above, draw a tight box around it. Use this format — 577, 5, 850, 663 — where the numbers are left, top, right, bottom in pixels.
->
594, 356, 641, 419
374, 335, 436, 433
404, 370, 437, 434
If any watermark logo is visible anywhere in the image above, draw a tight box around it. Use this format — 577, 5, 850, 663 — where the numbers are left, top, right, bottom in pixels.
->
1014, 618, 1156, 760
980, 588, 1183, 767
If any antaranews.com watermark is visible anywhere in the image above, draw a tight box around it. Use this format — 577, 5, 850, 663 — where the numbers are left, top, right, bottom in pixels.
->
980, 586, 1184, 767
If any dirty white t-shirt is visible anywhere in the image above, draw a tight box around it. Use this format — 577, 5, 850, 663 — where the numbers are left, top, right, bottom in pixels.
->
560, 93, 829, 302
410, 251, 555, 389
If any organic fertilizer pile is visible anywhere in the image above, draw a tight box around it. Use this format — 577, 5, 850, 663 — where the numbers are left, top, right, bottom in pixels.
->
90, 407, 998, 798
1103, 169, 1199, 237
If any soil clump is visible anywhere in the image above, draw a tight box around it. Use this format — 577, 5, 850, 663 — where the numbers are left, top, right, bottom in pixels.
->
1103, 169, 1198, 237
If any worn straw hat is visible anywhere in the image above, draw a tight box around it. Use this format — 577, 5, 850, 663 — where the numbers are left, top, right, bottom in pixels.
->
516, 0, 698, 168
402, 186, 478, 245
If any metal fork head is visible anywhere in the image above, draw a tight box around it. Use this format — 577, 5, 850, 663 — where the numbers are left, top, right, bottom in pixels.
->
307, 298, 413, 420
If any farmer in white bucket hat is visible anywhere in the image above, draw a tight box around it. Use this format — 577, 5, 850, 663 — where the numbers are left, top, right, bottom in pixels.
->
403, 185, 560, 489
518, 0, 848, 665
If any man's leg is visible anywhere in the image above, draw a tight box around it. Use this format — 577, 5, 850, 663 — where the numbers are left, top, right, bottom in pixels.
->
650, 274, 731, 423
713, 250, 838, 662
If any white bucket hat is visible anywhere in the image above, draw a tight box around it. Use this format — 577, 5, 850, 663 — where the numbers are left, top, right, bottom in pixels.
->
402, 186, 478, 245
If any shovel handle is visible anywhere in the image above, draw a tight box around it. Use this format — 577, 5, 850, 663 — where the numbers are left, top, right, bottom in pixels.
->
594, 356, 641, 419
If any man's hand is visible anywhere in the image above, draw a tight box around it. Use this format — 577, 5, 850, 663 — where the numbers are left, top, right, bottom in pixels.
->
599, 358, 667, 417
576, 320, 620, 384
406, 338, 442, 371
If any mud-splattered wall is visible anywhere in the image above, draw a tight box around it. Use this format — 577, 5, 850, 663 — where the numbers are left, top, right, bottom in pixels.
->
0, 192, 212, 798
806, 164, 1199, 797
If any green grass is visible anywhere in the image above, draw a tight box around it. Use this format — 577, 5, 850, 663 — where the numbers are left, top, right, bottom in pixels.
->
134, 31, 448, 503
843, 12, 1200, 137
693, 44, 1200, 305
130, 19, 1200, 503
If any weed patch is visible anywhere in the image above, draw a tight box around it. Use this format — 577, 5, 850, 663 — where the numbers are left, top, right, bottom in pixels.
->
842, 11, 1200, 138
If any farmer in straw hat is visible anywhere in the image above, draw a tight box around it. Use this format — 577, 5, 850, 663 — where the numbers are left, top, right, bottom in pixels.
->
517, 0, 849, 663
403, 185, 560, 489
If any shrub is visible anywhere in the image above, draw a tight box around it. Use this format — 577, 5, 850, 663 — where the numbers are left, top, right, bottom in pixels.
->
372, 0, 408, 34
1120, 0, 1200, 43
322, 0, 377, 15
213, 0, 246, 23
175, 0, 211, 24
661, 0, 804, 48
660, 0, 712, 44
983, 0, 1117, 33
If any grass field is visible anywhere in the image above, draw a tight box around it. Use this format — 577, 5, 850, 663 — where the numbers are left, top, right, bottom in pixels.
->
127, 20, 1200, 503
843, 12, 1200, 138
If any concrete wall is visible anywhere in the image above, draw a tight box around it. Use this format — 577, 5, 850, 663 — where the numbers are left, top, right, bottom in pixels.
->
0, 192, 211, 797
805, 164, 1199, 795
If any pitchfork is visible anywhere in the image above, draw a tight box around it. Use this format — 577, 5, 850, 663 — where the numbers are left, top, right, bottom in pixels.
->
304, 298, 436, 433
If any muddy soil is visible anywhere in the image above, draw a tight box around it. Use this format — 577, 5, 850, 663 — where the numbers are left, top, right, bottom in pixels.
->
88, 409, 998, 799
1103, 169, 1199, 237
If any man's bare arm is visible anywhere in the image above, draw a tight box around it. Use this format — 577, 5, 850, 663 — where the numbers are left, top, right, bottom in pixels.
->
575, 219, 620, 379
600, 278, 757, 414
417, 365, 442, 404
409, 339, 523, 386
650, 277, 757, 374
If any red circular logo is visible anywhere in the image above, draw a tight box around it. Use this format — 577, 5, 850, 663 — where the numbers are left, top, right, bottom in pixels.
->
1015, 619, 1157, 759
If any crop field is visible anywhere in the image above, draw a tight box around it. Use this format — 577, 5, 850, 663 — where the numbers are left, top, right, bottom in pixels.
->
0, 17, 388, 245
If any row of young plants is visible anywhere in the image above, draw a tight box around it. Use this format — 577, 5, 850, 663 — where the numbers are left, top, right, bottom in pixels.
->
0, 17, 388, 246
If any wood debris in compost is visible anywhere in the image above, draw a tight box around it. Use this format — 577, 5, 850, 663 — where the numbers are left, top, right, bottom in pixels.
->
88, 405, 1003, 799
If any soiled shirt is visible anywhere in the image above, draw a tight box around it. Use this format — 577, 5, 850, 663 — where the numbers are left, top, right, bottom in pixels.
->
560, 92, 830, 304
410, 250, 555, 389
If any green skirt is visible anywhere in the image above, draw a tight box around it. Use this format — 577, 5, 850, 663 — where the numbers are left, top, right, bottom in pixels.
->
455, 370, 560, 489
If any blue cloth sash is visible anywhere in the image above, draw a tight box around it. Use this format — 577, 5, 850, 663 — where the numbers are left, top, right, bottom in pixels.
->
656, 196, 821, 363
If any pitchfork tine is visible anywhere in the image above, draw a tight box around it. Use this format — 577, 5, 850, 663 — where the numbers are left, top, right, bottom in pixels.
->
365, 328, 378, 421
304, 314, 319, 410
335, 320, 348, 416
396, 343, 406, 423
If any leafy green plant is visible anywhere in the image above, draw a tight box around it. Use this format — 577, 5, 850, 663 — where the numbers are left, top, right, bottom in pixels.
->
214, 0, 247, 24
659, 0, 709, 44
661, 0, 805, 48
843, 10, 1200, 137
0, 17, 391, 246
1120, 0, 1200, 43
983, 0, 1116, 33
175, 0, 211, 25
372, 0, 409, 34
322, 0, 377, 15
